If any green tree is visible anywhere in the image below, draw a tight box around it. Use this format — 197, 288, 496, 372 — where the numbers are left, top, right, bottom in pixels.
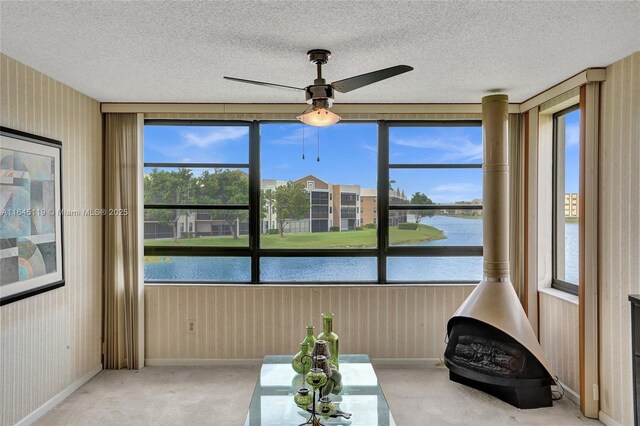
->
273, 182, 310, 237
410, 192, 434, 224
144, 168, 196, 240
195, 169, 248, 239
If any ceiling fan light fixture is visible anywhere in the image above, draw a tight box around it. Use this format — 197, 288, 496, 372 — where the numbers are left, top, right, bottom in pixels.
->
297, 107, 341, 127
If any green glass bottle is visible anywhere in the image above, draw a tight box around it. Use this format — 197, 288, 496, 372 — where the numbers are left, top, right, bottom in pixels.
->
317, 312, 339, 368
292, 343, 311, 374
302, 325, 317, 349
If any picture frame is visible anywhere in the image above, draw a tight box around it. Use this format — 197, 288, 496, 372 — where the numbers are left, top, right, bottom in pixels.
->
0, 127, 64, 306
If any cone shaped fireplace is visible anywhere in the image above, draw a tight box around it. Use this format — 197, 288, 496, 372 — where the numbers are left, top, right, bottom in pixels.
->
444, 94, 554, 409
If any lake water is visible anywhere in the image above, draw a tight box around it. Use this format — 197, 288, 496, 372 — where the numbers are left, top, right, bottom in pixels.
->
561, 223, 579, 284
388, 215, 483, 281
144, 216, 578, 283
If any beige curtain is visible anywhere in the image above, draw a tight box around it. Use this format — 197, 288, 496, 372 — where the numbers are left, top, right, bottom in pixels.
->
104, 113, 141, 369
509, 113, 525, 302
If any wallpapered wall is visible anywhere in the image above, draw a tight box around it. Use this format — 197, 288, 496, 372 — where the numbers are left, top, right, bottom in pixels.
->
539, 292, 579, 394
0, 54, 103, 425
599, 51, 640, 426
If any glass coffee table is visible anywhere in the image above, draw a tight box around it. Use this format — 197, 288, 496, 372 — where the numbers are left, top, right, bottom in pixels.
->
244, 354, 396, 426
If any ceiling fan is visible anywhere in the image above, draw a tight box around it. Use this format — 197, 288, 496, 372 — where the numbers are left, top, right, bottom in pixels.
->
224, 49, 413, 126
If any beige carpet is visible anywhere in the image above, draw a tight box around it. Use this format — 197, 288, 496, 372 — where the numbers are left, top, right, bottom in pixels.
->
36, 364, 601, 426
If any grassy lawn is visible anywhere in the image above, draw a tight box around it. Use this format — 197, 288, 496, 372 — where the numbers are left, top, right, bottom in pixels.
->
441, 213, 483, 220
144, 224, 445, 248
387, 224, 445, 246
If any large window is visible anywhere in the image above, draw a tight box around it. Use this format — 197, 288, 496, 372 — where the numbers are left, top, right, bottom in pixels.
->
553, 106, 580, 294
384, 122, 483, 282
143, 120, 483, 283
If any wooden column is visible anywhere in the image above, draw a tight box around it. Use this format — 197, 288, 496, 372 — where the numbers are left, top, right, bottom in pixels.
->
579, 83, 600, 418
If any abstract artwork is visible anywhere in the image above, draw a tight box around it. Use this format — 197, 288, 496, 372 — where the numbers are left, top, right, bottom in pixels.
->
0, 127, 64, 305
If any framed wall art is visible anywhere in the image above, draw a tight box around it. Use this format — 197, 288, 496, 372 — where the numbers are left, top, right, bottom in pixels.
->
0, 127, 64, 306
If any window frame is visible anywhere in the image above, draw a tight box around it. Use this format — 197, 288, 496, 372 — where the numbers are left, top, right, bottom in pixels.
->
551, 105, 580, 295
143, 119, 483, 284
143, 120, 254, 283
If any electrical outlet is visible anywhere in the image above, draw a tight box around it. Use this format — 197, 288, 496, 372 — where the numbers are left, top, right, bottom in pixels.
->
187, 319, 195, 333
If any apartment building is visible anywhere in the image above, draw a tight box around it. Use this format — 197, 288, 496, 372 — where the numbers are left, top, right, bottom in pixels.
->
360, 188, 408, 227
453, 198, 483, 216
565, 193, 579, 218
360, 188, 378, 226
146, 175, 370, 238
332, 183, 361, 230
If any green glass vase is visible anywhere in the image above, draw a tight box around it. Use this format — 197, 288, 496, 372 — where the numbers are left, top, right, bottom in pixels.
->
317, 312, 339, 367
302, 325, 317, 349
291, 343, 311, 374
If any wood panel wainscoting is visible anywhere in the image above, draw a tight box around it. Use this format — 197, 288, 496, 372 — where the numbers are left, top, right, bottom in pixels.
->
539, 290, 580, 399
144, 285, 475, 362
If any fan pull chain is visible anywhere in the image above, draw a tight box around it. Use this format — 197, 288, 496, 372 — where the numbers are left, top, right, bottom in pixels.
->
302, 124, 305, 160
316, 127, 320, 162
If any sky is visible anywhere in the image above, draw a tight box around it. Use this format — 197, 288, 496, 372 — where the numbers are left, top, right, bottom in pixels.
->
563, 109, 580, 194
144, 117, 578, 204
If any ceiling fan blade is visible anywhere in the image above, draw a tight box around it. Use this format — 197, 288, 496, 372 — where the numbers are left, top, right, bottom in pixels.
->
223, 76, 305, 91
331, 65, 413, 93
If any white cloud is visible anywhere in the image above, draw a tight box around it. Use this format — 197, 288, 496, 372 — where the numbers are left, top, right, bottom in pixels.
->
268, 127, 307, 146
432, 183, 481, 193
360, 142, 377, 154
391, 135, 482, 163
565, 124, 580, 146
429, 183, 482, 203
182, 127, 248, 148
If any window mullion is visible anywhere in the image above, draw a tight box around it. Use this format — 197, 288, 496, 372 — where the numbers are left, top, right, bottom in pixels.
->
249, 121, 260, 284
378, 121, 389, 284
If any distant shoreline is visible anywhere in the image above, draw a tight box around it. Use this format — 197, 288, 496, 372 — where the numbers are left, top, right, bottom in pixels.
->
438, 213, 483, 220
145, 224, 445, 249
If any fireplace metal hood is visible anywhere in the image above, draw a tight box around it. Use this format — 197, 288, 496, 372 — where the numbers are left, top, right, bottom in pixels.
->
447, 278, 552, 376
445, 94, 553, 409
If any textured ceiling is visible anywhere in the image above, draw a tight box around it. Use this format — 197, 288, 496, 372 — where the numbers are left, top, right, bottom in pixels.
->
1, 1, 638, 103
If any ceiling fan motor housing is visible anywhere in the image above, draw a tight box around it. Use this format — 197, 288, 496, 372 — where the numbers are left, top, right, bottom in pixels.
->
305, 85, 334, 105
307, 49, 331, 64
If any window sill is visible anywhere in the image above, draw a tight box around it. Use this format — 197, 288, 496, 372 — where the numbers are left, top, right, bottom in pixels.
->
538, 287, 579, 305
143, 282, 479, 288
